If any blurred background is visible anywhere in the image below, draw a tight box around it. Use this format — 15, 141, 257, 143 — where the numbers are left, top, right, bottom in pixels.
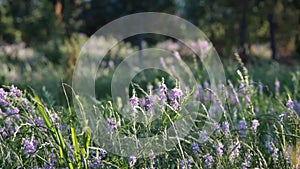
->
0, 0, 299, 105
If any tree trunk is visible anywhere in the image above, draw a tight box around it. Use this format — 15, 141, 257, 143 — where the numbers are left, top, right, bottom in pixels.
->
239, 0, 248, 63
268, 13, 277, 60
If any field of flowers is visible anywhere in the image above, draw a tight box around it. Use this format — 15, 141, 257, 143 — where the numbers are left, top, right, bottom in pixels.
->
0, 38, 300, 169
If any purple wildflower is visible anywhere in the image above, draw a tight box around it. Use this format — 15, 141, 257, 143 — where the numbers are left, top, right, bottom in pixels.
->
128, 156, 137, 167
51, 113, 60, 122
242, 153, 252, 169
139, 97, 145, 107
6, 106, 19, 115
35, 117, 45, 126
179, 158, 192, 169
199, 130, 208, 142
272, 148, 279, 161
222, 121, 230, 135
10, 85, 22, 97
286, 100, 294, 109
0, 88, 8, 105
145, 96, 152, 111
238, 120, 247, 136
5, 118, 12, 127
241, 162, 250, 169
158, 82, 168, 104
245, 95, 250, 104
239, 83, 246, 94
173, 51, 181, 60
0, 127, 7, 139
150, 155, 156, 164
23, 139, 37, 157
251, 119, 260, 133
191, 142, 200, 155
49, 153, 56, 165
130, 95, 139, 108
168, 88, 183, 101
275, 80, 280, 90
229, 141, 241, 161
6, 106, 20, 120
203, 155, 213, 168
198, 41, 210, 54
0, 88, 7, 97
231, 96, 238, 104
170, 100, 180, 111
108, 60, 114, 68
0, 98, 8, 107
106, 118, 119, 134
279, 112, 287, 121
215, 142, 224, 156
89, 156, 101, 168
204, 81, 209, 89
213, 123, 221, 133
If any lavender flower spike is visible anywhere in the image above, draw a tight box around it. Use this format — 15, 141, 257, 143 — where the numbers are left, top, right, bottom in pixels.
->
128, 156, 137, 167
251, 119, 260, 133
23, 139, 37, 157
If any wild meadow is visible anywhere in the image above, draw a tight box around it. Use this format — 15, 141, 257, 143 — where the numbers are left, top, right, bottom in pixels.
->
0, 1, 299, 168
0, 36, 299, 169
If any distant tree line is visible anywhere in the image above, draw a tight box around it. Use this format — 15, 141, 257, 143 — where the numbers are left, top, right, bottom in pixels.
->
0, 0, 299, 60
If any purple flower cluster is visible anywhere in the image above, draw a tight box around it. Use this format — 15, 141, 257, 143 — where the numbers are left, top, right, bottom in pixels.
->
286, 100, 294, 109
238, 120, 247, 136
128, 156, 137, 167
203, 155, 213, 168
198, 40, 210, 54
215, 142, 224, 156
191, 142, 200, 156
241, 153, 252, 169
158, 82, 168, 105
179, 158, 192, 169
6, 106, 20, 120
168, 88, 183, 101
168, 88, 183, 111
89, 156, 101, 168
251, 119, 260, 133
23, 139, 37, 157
130, 95, 139, 108
229, 141, 241, 161
266, 142, 279, 161
199, 130, 208, 142
0, 88, 8, 107
106, 118, 119, 134
144, 96, 152, 111
10, 85, 22, 97
279, 112, 287, 121
222, 121, 230, 135
0, 127, 8, 139
213, 123, 221, 133
43, 153, 56, 168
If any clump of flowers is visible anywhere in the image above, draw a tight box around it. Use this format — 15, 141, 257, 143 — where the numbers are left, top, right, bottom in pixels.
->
222, 121, 230, 135
191, 142, 200, 156
23, 138, 37, 157
238, 120, 247, 136
215, 142, 224, 156
203, 155, 213, 168
179, 158, 193, 169
128, 156, 137, 167
251, 119, 260, 133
